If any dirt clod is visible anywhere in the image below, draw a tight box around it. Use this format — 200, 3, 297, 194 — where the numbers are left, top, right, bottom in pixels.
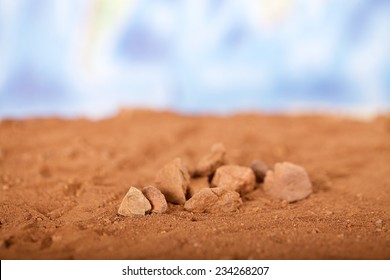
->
263, 162, 312, 203
195, 143, 226, 176
184, 187, 242, 213
154, 158, 190, 204
211, 165, 255, 195
251, 160, 269, 182
142, 185, 168, 214
375, 219, 383, 228
118, 187, 151, 216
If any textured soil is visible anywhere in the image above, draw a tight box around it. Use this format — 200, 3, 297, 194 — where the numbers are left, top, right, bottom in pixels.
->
0, 110, 389, 260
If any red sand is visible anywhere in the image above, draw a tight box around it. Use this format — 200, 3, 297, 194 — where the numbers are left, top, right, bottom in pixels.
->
0, 110, 389, 259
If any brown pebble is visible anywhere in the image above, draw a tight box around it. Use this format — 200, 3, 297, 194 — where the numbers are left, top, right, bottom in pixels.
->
211, 165, 255, 195
155, 158, 190, 204
312, 228, 321, 234
142, 185, 168, 214
356, 193, 363, 200
187, 177, 209, 198
184, 187, 242, 213
51, 234, 62, 242
263, 162, 312, 203
194, 143, 226, 176
118, 187, 151, 216
250, 160, 269, 182
375, 219, 383, 228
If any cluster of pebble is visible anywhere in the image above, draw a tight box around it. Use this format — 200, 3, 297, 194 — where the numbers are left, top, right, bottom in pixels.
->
118, 143, 312, 216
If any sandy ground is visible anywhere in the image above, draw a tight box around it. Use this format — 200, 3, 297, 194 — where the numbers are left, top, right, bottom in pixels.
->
0, 110, 389, 259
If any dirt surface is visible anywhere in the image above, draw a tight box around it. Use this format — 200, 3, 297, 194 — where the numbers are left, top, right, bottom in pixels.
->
0, 110, 390, 260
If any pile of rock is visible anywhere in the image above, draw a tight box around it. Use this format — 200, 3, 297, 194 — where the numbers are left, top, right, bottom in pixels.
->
118, 143, 312, 216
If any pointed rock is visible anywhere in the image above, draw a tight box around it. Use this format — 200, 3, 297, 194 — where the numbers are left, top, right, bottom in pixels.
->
251, 160, 269, 183
187, 177, 209, 198
211, 165, 255, 195
263, 162, 312, 202
154, 158, 190, 204
142, 185, 168, 214
195, 143, 226, 176
184, 187, 242, 213
118, 187, 151, 216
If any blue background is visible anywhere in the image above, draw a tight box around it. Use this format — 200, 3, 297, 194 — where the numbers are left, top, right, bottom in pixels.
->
0, 0, 390, 119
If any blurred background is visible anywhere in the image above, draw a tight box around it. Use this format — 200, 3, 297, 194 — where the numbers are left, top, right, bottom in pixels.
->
0, 0, 389, 119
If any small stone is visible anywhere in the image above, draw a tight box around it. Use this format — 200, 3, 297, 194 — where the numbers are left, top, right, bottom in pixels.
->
187, 177, 209, 198
281, 200, 289, 207
2, 184, 9, 191
142, 185, 168, 214
337, 233, 344, 239
154, 158, 190, 204
211, 165, 255, 195
118, 187, 151, 216
250, 160, 269, 182
184, 187, 242, 213
263, 162, 312, 203
51, 235, 62, 242
356, 193, 364, 200
375, 219, 383, 228
194, 143, 226, 176
312, 228, 321, 234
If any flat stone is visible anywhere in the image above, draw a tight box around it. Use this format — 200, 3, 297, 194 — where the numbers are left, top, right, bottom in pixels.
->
187, 177, 209, 198
184, 187, 242, 213
154, 158, 190, 204
251, 160, 269, 182
195, 143, 226, 176
142, 185, 168, 214
118, 187, 151, 216
263, 162, 312, 202
211, 165, 255, 195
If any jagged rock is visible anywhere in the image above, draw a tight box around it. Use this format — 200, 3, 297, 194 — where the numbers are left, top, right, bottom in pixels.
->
154, 158, 190, 204
187, 177, 209, 198
251, 160, 269, 182
263, 162, 312, 202
118, 187, 151, 216
195, 143, 226, 176
211, 165, 255, 195
184, 187, 242, 213
142, 185, 168, 214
